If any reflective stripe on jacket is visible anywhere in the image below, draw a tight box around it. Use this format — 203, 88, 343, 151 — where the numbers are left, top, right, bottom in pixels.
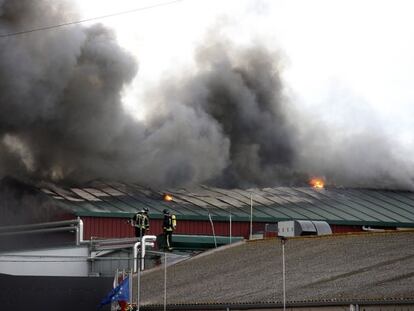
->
133, 212, 149, 229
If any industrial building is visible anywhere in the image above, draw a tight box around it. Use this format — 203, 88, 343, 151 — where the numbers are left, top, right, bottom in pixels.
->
1, 177, 414, 310
10, 179, 414, 241
1, 177, 414, 253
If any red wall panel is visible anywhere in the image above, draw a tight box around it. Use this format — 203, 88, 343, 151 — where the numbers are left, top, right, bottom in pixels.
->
81, 217, 364, 240
82, 217, 135, 239
81, 217, 256, 239
331, 224, 363, 233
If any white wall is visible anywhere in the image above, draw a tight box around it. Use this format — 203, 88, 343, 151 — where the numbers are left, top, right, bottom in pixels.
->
0, 245, 89, 276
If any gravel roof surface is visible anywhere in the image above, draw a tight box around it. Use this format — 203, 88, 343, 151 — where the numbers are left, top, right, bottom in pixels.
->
139, 231, 414, 306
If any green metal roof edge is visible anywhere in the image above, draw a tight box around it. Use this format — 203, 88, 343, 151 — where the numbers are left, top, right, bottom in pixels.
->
73, 211, 414, 227
74, 211, 273, 222
327, 220, 414, 227
172, 234, 244, 244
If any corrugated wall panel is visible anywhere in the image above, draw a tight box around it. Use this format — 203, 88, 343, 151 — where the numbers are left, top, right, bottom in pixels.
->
173, 220, 251, 237
82, 217, 256, 239
82, 217, 135, 239
331, 224, 363, 233
82, 216, 366, 240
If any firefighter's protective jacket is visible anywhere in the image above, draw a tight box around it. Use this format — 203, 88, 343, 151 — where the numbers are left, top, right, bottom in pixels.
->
163, 214, 176, 232
133, 212, 149, 230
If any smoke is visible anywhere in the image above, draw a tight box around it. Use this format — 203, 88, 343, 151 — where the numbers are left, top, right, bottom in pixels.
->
0, 177, 66, 226
0, 0, 229, 187
0, 0, 139, 182
142, 34, 414, 189
0, 0, 413, 190
295, 84, 414, 189
143, 37, 305, 188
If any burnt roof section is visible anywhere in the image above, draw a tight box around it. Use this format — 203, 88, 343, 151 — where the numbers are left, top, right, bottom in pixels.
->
139, 231, 414, 307
38, 181, 414, 226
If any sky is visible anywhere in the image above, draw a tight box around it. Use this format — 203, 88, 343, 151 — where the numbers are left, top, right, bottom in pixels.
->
74, 0, 414, 148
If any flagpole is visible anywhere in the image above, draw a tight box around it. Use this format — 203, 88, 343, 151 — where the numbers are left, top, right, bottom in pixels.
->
129, 270, 133, 306
112, 269, 119, 311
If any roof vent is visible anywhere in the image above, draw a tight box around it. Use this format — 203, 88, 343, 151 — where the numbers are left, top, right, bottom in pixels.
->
278, 220, 332, 237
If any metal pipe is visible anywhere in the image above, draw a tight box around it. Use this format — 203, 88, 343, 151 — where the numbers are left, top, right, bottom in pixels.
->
362, 226, 385, 232
76, 217, 84, 245
0, 219, 79, 232
0, 218, 84, 247
208, 212, 217, 248
133, 241, 141, 273
133, 235, 157, 272
140, 235, 157, 271
0, 226, 77, 236
133, 240, 141, 308
92, 237, 138, 245
135, 235, 157, 311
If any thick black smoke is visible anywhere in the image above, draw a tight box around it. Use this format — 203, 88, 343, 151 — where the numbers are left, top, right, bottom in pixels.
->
0, 0, 229, 187
143, 36, 414, 189
143, 39, 305, 188
0, 0, 141, 182
0, 0, 413, 190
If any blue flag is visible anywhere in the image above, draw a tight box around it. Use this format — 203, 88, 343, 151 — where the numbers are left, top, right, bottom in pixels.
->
98, 276, 130, 309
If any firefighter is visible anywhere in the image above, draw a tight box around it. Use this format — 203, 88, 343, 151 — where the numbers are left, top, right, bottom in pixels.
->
163, 209, 176, 251
131, 207, 149, 239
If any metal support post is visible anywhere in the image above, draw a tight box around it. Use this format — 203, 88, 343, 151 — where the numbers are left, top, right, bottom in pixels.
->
137, 260, 141, 311
164, 252, 167, 311
208, 212, 217, 248
133, 235, 156, 311
229, 208, 232, 244
133, 242, 141, 273
133, 235, 156, 272
281, 237, 286, 311
250, 194, 253, 240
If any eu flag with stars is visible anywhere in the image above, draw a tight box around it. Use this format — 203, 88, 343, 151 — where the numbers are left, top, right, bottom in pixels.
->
98, 276, 130, 309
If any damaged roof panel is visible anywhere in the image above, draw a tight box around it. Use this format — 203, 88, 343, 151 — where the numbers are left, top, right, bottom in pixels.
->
37, 182, 414, 226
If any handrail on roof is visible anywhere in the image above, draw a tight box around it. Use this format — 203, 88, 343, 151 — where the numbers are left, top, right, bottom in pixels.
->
0, 219, 79, 232
0, 218, 84, 245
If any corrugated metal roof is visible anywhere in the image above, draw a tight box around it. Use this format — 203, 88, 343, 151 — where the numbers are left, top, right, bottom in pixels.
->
40, 182, 414, 227
139, 231, 414, 307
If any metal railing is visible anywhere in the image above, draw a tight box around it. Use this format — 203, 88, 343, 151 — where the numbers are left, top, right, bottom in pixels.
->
0, 217, 84, 245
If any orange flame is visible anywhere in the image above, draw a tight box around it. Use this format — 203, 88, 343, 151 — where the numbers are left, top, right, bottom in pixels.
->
163, 194, 173, 201
309, 177, 325, 189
